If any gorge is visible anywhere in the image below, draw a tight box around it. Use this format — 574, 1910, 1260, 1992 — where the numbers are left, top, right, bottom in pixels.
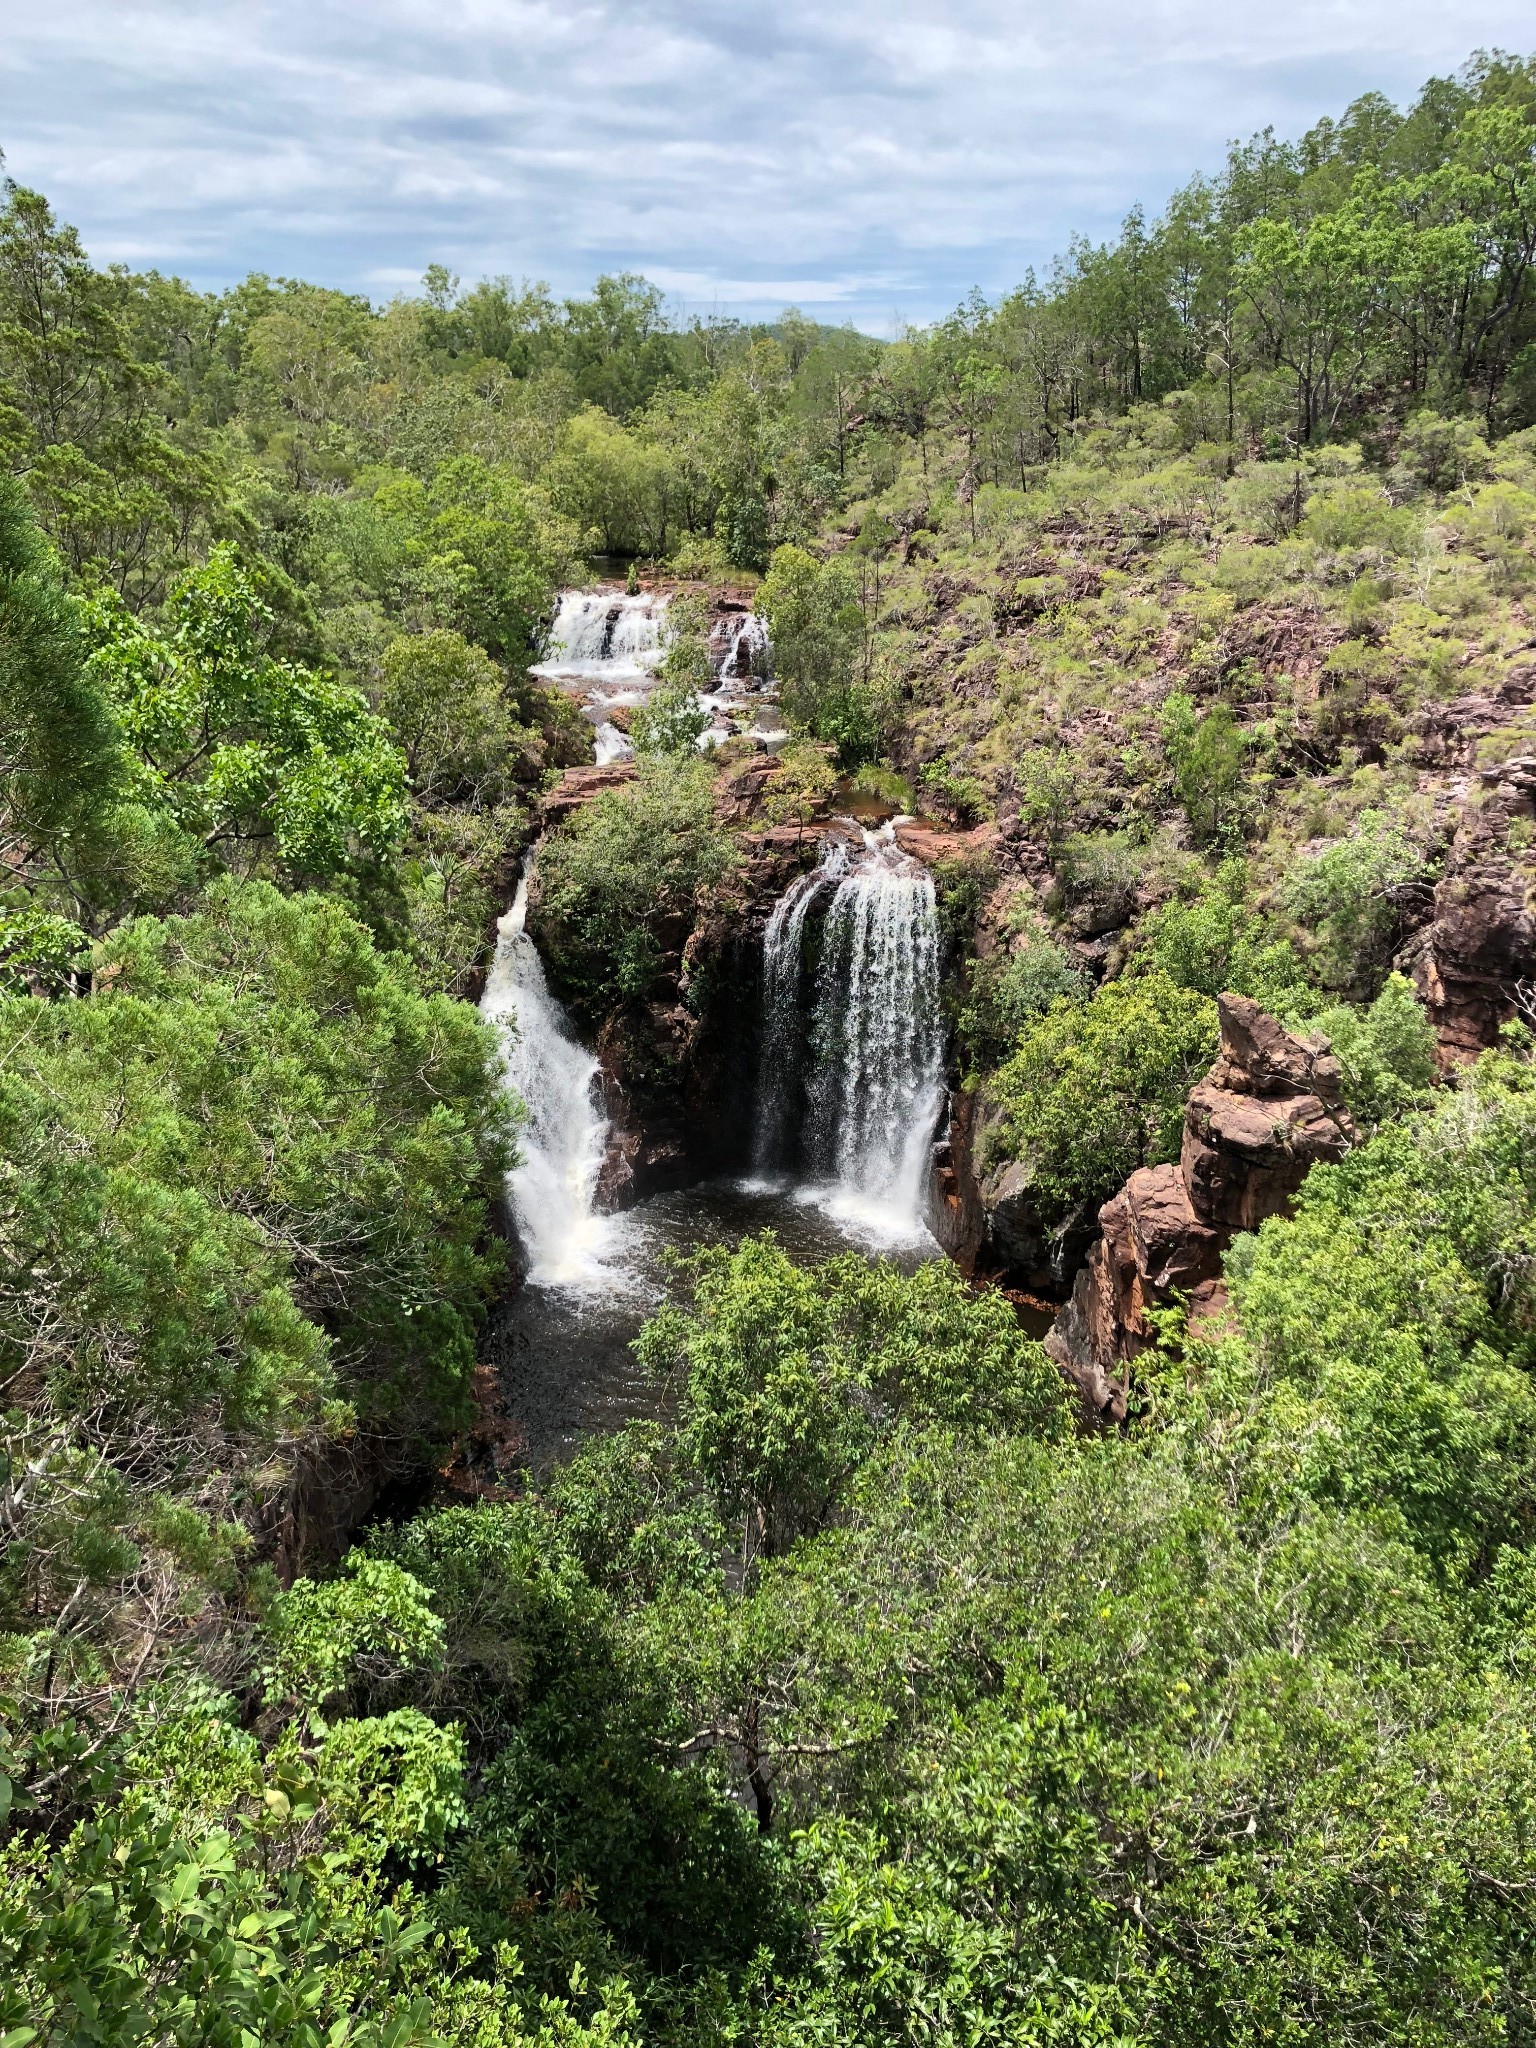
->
480, 674, 950, 1462
15, 68, 1536, 2034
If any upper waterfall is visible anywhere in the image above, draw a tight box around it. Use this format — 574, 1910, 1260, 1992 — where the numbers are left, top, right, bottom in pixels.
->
532, 585, 783, 762
755, 826, 943, 1242
480, 871, 616, 1288
533, 590, 669, 685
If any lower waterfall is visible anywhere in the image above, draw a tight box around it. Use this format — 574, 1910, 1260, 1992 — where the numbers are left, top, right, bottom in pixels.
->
479, 872, 615, 1287
482, 837, 941, 1463
755, 827, 943, 1239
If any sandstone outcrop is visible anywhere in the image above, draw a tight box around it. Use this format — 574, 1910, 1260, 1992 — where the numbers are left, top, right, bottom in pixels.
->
1403, 757, 1536, 1062
540, 760, 636, 829
1046, 995, 1354, 1420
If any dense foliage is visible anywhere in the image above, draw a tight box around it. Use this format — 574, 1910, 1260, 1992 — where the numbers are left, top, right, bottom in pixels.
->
6, 44, 1536, 2048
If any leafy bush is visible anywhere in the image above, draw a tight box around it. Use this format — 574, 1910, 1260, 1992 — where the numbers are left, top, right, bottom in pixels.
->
1302, 482, 1420, 558
1051, 829, 1143, 934
755, 544, 878, 765
1159, 691, 1249, 846
1299, 970, 1437, 1130
983, 972, 1218, 1219
0, 877, 511, 1442
532, 756, 736, 1012
1284, 806, 1433, 996
87, 545, 408, 882
378, 627, 532, 803
958, 932, 1087, 1068
1136, 869, 1310, 1006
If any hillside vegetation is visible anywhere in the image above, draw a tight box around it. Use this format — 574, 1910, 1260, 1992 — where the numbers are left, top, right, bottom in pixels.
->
5, 48, 1536, 2047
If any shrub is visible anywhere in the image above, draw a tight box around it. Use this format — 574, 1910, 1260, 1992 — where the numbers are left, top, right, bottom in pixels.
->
1160, 691, 1249, 846
1135, 877, 1309, 1008
532, 756, 736, 1012
983, 972, 1218, 1220
754, 544, 878, 765
1300, 971, 1438, 1130
1284, 807, 1433, 997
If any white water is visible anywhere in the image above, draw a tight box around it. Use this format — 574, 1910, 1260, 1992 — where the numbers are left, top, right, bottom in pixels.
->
532, 587, 782, 761
479, 874, 619, 1288
755, 827, 943, 1245
532, 590, 668, 685
480, 830, 943, 1456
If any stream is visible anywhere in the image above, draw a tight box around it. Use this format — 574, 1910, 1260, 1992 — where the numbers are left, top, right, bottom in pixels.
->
482, 587, 944, 1471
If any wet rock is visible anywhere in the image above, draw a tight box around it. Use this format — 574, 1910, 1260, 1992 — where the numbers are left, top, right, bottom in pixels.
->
978, 1154, 1050, 1275
929, 1090, 989, 1273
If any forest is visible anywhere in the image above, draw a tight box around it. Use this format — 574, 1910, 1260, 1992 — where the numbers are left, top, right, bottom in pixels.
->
5, 43, 1536, 2046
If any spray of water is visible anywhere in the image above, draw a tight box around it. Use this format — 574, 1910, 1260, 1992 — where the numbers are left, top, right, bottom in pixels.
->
755, 827, 943, 1243
479, 873, 618, 1288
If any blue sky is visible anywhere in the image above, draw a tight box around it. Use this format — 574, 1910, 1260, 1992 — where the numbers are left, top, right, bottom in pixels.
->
4, 2, 1533, 331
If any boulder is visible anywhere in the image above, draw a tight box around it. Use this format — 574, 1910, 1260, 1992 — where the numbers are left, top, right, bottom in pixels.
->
978, 1155, 1050, 1275
1046, 996, 1353, 1417
541, 761, 636, 829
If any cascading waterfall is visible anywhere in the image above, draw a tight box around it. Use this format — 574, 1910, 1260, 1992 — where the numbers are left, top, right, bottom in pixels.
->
479, 871, 615, 1287
753, 839, 850, 1171
755, 827, 943, 1238
532, 587, 783, 760
534, 590, 668, 680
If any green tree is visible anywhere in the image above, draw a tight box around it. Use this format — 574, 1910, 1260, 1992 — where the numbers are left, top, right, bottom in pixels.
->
378, 627, 526, 803
0, 181, 224, 603
983, 972, 1218, 1220
531, 756, 735, 1012
1284, 806, 1432, 995
1159, 690, 1249, 845
86, 544, 408, 883
0, 474, 123, 948
754, 544, 876, 765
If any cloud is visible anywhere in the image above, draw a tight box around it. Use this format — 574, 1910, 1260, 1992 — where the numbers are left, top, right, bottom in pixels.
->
3, 0, 1532, 326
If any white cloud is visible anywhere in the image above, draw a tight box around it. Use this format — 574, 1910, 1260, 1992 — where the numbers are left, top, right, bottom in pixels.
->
2, 0, 1532, 325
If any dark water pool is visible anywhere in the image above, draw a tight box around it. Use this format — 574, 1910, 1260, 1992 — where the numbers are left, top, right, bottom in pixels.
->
484, 1176, 939, 1471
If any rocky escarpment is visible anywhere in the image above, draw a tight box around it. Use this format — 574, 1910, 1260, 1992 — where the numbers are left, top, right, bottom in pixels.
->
1045, 995, 1354, 1420
1401, 752, 1536, 1062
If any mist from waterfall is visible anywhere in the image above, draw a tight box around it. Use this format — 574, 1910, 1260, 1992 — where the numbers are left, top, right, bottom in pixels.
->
754, 828, 943, 1243
479, 872, 617, 1288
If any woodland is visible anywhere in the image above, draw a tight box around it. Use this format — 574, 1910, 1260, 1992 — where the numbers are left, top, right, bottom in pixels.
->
6, 45, 1536, 2047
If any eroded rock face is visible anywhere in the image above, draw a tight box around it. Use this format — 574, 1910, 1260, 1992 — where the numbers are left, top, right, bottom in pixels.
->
1181, 996, 1350, 1229
1046, 996, 1353, 1420
540, 761, 636, 830
1404, 761, 1536, 1062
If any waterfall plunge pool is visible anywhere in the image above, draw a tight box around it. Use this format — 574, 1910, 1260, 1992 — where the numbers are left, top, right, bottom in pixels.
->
481, 823, 946, 1472
483, 1177, 937, 1471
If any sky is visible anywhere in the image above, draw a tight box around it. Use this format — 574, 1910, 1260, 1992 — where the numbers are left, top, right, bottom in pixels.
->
3, 1, 1533, 332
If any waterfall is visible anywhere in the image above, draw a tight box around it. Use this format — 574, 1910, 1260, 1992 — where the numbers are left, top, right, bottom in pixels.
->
532, 586, 783, 763
480, 872, 615, 1288
753, 839, 849, 1170
535, 591, 668, 679
709, 611, 771, 681
755, 827, 943, 1239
